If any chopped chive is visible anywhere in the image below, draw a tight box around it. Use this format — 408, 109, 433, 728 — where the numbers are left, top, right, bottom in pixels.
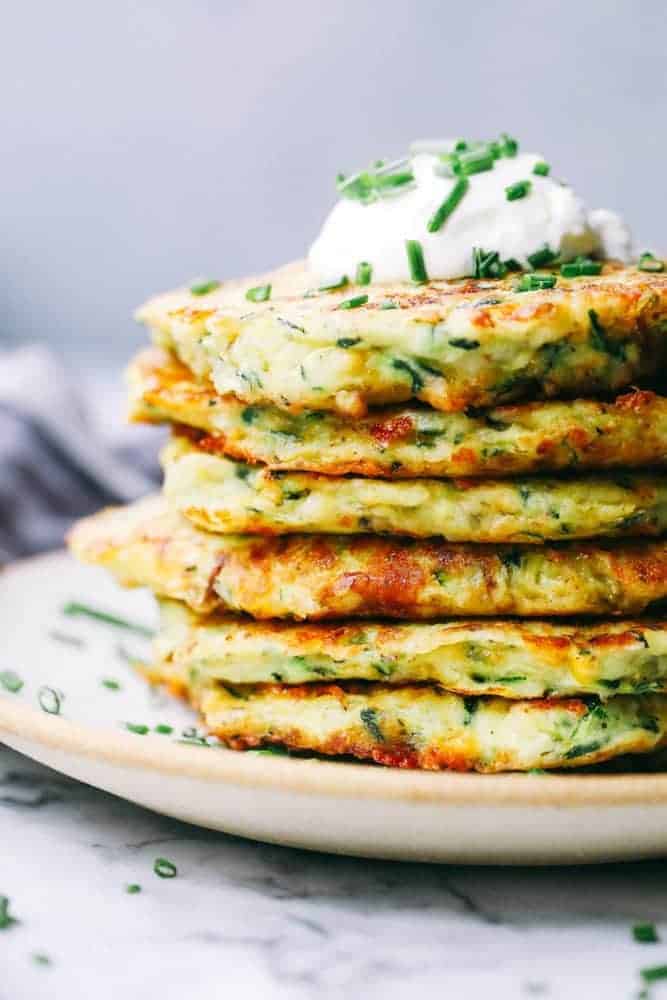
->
472, 248, 507, 279
0, 896, 17, 930
375, 170, 414, 192
125, 722, 149, 735
634, 922, 659, 944
533, 161, 550, 176
356, 261, 372, 285
560, 256, 602, 278
516, 273, 557, 292
505, 179, 532, 201
126, 883, 142, 894
318, 275, 348, 292
337, 294, 368, 310
154, 857, 177, 879
190, 279, 221, 296
641, 964, 667, 983
527, 244, 558, 269
504, 258, 522, 272
101, 678, 121, 691
499, 133, 519, 157
457, 149, 495, 176
337, 165, 414, 203
62, 602, 154, 638
245, 284, 272, 303
32, 953, 51, 966
380, 299, 398, 309
154, 723, 174, 735
48, 629, 84, 648
38, 686, 62, 716
638, 252, 664, 273
427, 176, 469, 233
406, 240, 428, 283
337, 337, 361, 348
0, 670, 23, 694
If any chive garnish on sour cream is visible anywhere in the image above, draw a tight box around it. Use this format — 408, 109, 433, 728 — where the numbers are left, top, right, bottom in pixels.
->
356, 261, 372, 285
533, 161, 550, 176
472, 248, 507, 279
505, 180, 531, 201
245, 284, 272, 303
427, 176, 469, 233
527, 244, 559, 268
406, 240, 428, 283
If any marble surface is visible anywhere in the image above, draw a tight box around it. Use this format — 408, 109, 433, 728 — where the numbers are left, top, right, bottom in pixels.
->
4, 746, 667, 1000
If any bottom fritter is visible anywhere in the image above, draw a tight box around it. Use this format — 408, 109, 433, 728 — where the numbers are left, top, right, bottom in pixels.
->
162, 673, 667, 772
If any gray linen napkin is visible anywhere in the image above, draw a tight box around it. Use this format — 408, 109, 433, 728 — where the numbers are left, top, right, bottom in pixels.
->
0, 346, 160, 561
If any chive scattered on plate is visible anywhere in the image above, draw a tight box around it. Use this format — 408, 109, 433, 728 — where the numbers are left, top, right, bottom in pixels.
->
154, 858, 178, 879
63, 602, 154, 638
38, 686, 62, 715
0, 896, 17, 930
634, 922, 659, 944
0, 670, 23, 694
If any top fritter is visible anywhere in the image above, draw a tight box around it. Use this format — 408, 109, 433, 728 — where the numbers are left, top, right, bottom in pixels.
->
137, 137, 666, 417
138, 262, 667, 417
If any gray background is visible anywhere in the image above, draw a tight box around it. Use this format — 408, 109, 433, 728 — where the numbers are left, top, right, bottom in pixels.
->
3, 0, 665, 366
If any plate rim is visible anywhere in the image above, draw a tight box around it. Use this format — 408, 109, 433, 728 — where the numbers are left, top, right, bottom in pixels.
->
3, 549, 667, 809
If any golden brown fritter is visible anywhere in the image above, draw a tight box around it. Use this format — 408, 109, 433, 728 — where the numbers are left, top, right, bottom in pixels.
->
136, 261, 667, 415
155, 598, 667, 700
163, 434, 667, 543
128, 349, 667, 479
69, 496, 667, 619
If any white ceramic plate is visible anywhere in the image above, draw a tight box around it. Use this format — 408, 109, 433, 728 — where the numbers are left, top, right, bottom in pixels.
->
3, 551, 667, 865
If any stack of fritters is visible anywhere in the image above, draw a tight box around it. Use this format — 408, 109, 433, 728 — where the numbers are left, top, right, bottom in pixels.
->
69, 260, 667, 771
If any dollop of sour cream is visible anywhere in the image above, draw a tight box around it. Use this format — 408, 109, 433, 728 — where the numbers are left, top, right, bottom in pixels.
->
308, 144, 633, 284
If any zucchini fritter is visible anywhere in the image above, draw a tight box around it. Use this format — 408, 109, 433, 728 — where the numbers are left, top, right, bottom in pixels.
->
129, 349, 667, 479
136, 261, 667, 416
194, 680, 667, 771
69, 497, 667, 619
155, 599, 667, 700
163, 435, 667, 542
